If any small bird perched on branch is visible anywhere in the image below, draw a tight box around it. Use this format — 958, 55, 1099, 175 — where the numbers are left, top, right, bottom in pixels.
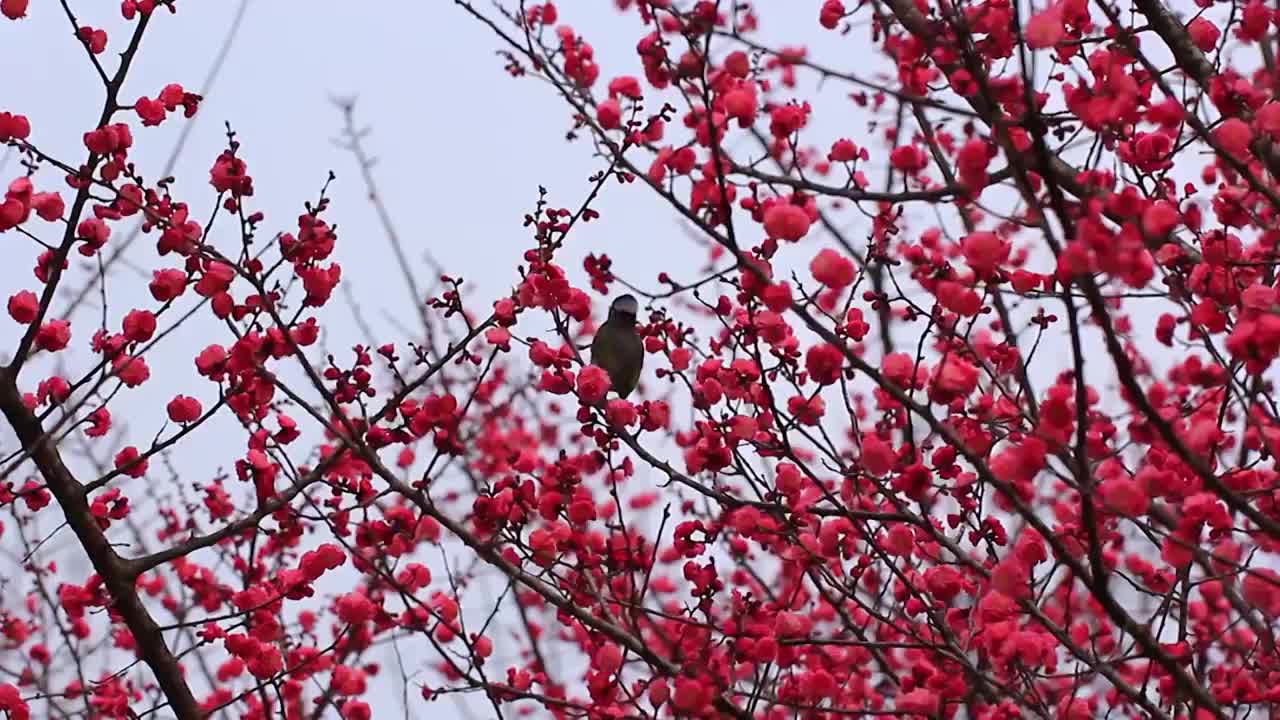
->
590, 294, 644, 399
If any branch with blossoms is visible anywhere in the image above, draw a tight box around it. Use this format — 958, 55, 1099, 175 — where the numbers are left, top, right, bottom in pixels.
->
0, 3, 647, 720
450, 0, 1280, 718
5, 0, 1280, 719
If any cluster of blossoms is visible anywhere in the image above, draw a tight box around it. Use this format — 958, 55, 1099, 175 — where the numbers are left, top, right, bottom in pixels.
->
2, 0, 1280, 719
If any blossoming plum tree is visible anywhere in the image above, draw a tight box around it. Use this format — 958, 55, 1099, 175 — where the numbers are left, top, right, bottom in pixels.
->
2, 0, 1280, 718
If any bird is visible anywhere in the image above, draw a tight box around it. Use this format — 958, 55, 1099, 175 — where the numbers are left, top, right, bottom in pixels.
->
590, 294, 644, 399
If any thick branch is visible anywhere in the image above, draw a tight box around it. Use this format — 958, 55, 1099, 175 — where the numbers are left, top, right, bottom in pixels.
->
0, 367, 201, 720
1129, 0, 1280, 183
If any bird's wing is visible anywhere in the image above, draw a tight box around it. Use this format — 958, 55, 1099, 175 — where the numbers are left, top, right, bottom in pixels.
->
590, 327, 633, 396
589, 330, 609, 368
618, 334, 644, 398
590, 329, 622, 381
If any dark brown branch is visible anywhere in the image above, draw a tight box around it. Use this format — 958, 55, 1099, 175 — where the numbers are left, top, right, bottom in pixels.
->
0, 367, 201, 720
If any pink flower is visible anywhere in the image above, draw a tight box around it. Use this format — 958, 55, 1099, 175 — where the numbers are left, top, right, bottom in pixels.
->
166, 395, 202, 423
299, 544, 346, 581
1, 0, 28, 20
0, 112, 30, 141
577, 364, 611, 404
83, 123, 132, 155
484, 326, 511, 351
209, 151, 253, 197
885, 524, 915, 556
897, 688, 940, 716
330, 665, 366, 695
597, 98, 622, 129
75, 217, 110, 256
936, 280, 981, 316
0, 682, 29, 720
0, 197, 26, 230
112, 355, 150, 387
1213, 117, 1252, 156
805, 342, 844, 385
340, 700, 371, 720
956, 137, 994, 187
925, 565, 965, 601
35, 320, 71, 351
538, 369, 574, 395
1142, 200, 1180, 236
84, 407, 111, 437
335, 592, 376, 625
671, 677, 709, 713
929, 356, 979, 403
114, 446, 148, 477
1025, 6, 1064, 48
1101, 476, 1148, 516
528, 340, 558, 368
31, 192, 64, 221
394, 563, 432, 591
605, 398, 638, 427
134, 96, 166, 126
149, 269, 187, 301
774, 611, 812, 637
860, 432, 895, 476
121, 309, 156, 343
787, 394, 826, 425
1241, 568, 1280, 617
828, 138, 859, 162
77, 26, 107, 54
961, 231, 1010, 273
761, 281, 792, 312
1257, 102, 1280, 138
594, 642, 623, 674
1186, 17, 1220, 51
819, 0, 845, 29
7, 291, 38, 324
889, 145, 928, 173
194, 344, 227, 379
763, 203, 811, 241
810, 248, 855, 288
194, 261, 234, 298
607, 75, 641, 100
722, 87, 757, 122
299, 263, 340, 307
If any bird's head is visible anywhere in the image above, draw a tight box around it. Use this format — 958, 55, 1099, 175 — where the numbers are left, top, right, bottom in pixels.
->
608, 294, 639, 325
